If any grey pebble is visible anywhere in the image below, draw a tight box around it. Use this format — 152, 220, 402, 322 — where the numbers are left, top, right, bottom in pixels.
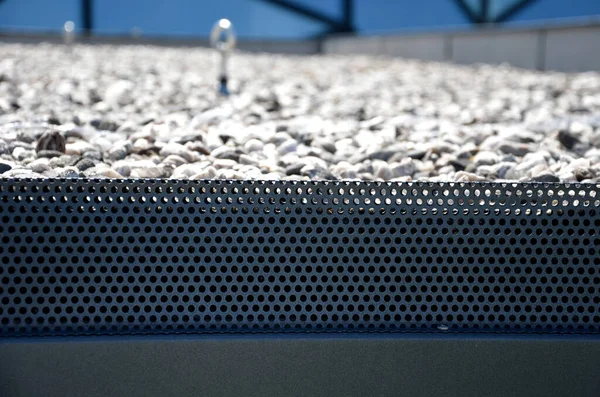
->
285, 163, 304, 176
375, 163, 394, 180
107, 143, 131, 161
528, 174, 560, 183
112, 163, 131, 177
347, 153, 367, 165
49, 155, 75, 168
496, 163, 519, 179
391, 159, 416, 177
278, 139, 298, 155
186, 141, 210, 155
82, 151, 103, 161
58, 167, 81, 178
211, 146, 240, 161
30, 163, 51, 173
16, 130, 37, 144
75, 158, 96, 171
0, 140, 8, 155
8, 141, 34, 152
557, 130, 579, 150
66, 155, 83, 167
272, 132, 292, 145
90, 118, 120, 131
449, 158, 468, 171
63, 128, 85, 140
357, 162, 374, 174
574, 168, 595, 182
37, 150, 65, 158
498, 142, 531, 157
313, 139, 336, 154
300, 164, 336, 180
174, 133, 204, 144
0, 162, 12, 174
368, 149, 397, 161
339, 169, 358, 179
387, 152, 407, 163
159, 143, 195, 162
36, 130, 66, 153
407, 149, 427, 160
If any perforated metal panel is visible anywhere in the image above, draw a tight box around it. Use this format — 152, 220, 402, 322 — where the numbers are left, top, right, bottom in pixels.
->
1, 178, 599, 338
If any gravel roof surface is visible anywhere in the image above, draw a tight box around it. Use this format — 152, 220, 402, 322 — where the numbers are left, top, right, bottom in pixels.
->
1, 43, 600, 182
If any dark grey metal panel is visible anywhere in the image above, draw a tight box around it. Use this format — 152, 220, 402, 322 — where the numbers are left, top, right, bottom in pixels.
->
1, 335, 600, 397
1, 178, 600, 338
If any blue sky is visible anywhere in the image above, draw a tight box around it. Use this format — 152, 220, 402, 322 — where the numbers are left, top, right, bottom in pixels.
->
0, 0, 599, 38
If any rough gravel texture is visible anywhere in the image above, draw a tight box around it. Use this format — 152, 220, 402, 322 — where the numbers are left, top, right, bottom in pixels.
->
1, 42, 600, 182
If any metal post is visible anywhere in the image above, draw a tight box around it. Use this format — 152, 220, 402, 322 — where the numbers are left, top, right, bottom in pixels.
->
481, 0, 489, 23
452, 0, 482, 24
211, 19, 236, 96
63, 21, 75, 47
82, 0, 93, 36
494, 0, 537, 23
256, 0, 354, 34
342, 0, 353, 32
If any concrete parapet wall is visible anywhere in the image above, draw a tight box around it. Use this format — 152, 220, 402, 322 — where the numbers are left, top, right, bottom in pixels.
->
323, 19, 600, 72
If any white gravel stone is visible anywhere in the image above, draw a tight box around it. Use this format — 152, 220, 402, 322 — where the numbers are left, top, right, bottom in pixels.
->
191, 166, 218, 180
217, 169, 244, 180
99, 169, 124, 178
213, 159, 237, 169
278, 139, 298, 155
12, 146, 35, 161
244, 139, 264, 152
162, 154, 188, 167
159, 143, 195, 162
171, 162, 208, 178
130, 166, 169, 178
210, 146, 237, 160
65, 141, 96, 155
455, 171, 487, 182
257, 172, 282, 180
238, 154, 260, 167
1, 42, 599, 182
104, 80, 135, 107
472, 151, 502, 167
